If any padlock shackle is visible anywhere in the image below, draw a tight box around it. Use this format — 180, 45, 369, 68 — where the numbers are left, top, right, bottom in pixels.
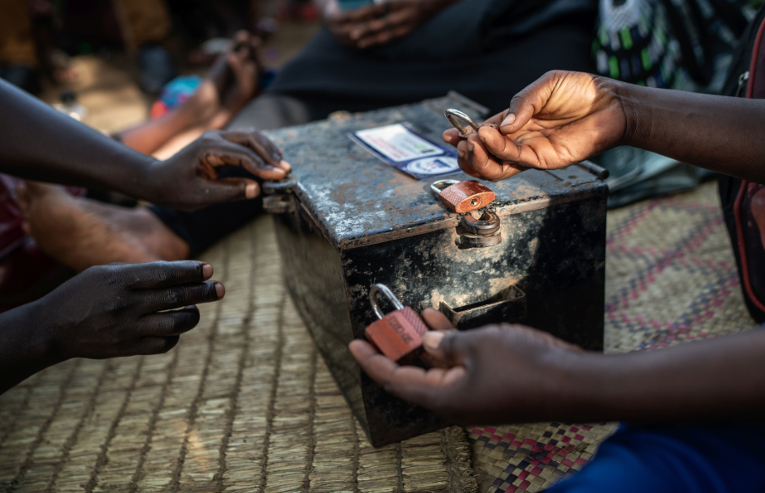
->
369, 284, 405, 320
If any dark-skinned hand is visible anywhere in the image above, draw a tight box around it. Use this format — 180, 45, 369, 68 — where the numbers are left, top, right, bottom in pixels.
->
30, 260, 224, 360
329, 0, 459, 50
349, 308, 583, 425
145, 128, 291, 211
442, 71, 627, 181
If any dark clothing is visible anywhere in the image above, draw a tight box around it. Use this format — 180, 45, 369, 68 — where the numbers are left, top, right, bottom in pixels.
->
547, 423, 765, 493
152, 0, 597, 255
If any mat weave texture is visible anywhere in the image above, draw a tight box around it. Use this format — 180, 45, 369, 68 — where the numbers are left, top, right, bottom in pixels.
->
0, 215, 476, 492
468, 182, 762, 492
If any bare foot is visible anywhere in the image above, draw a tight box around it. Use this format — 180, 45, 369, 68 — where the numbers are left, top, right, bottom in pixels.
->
185, 30, 262, 130
17, 182, 189, 272
752, 186, 765, 249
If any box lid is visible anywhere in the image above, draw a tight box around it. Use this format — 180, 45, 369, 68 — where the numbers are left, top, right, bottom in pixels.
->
266, 93, 607, 250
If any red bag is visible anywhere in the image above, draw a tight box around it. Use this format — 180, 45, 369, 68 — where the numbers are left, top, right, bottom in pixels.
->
0, 175, 83, 312
719, 6, 765, 323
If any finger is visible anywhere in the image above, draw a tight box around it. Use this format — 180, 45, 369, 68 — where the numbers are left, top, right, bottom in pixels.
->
138, 306, 201, 336
356, 22, 414, 49
134, 336, 180, 355
466, 134, 526, 181
421, 331, 469, 366
203, 141, 287, 180
220, 129, 283, 165
442, 128, 464, 147
421, 308, 456, 332
189, 176, 262, 204
144, 280, 224, 312
351, 8, 411, 41
122, 260, 212, 289
456, 140, 482, 178
499, 72, 558, 134
349, 339, 466, 406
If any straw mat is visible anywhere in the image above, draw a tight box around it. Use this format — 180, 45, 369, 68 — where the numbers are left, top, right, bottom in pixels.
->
468, 181, 762, 492
0, 214, 476, 492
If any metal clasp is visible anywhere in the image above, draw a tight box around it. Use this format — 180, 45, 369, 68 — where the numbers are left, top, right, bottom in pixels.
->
456, 210, 502, 248
369, 284, 404, 320
444, 108, 480, 137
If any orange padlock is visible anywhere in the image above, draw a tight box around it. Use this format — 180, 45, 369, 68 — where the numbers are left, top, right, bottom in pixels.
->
431, 180, 495, 213
364, 284, 428, 364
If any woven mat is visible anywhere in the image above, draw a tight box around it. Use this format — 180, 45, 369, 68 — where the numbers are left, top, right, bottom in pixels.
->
0, 214, 477, 492
468, 181, 762, 493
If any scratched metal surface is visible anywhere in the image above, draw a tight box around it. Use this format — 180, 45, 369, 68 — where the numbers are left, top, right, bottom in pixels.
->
265, 95, 600, 250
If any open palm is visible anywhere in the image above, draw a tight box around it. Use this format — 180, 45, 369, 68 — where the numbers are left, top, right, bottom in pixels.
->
443, 71, 628, 181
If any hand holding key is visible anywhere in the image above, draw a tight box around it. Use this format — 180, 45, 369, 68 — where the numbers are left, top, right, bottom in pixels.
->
442, 71, 628, 181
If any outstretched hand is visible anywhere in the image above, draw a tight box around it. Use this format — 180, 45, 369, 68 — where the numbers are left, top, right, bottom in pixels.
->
32, 260, 224, 360
349, 308, 584, 424
442, 71, 628, 181
146, 129, 291, 211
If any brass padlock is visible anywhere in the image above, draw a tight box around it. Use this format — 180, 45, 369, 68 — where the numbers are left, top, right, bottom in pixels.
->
364, 284, 428, 364
431, 180, 495, 213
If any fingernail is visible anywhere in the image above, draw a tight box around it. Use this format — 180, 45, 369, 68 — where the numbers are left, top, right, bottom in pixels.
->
501, 113, 516, 127
467, 143, 474, 153
245, 183, 260, 199
215, 282, 225, 299
422, 331, 444, 352
201, 262, 213, 279
280, 159, 292, 172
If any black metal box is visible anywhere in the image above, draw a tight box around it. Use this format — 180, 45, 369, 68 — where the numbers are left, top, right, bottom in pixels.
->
264, 94, 608, 447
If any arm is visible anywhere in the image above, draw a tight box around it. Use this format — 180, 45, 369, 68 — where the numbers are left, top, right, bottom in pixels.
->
350, 309, 765, 425
443, 71, 765, 184
0, 261, 223, 394
0, 79, 290, 210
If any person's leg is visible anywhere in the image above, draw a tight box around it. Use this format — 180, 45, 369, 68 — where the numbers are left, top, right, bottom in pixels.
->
547, 423, 765, 493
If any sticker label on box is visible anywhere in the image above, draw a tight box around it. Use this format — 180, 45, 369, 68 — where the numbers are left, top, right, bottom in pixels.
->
350, 123, 459, 179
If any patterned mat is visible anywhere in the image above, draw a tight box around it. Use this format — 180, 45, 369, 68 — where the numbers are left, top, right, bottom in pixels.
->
0, 215, 476, 492
468, 181, 762, 492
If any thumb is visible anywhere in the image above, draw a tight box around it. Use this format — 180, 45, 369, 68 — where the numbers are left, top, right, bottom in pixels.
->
422, 331, 467, 367
499, 71, 559, 134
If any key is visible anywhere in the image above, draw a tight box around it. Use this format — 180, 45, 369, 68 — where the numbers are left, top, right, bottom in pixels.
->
364, 284, 428, 364
430, 179, 496, 213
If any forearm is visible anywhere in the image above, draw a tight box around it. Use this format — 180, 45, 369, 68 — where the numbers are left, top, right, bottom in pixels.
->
558, 329, 765, 423
620, 81, 765, 183
116, 103, 201, 156
0, 302, 60, 395
0, 79, 157, 198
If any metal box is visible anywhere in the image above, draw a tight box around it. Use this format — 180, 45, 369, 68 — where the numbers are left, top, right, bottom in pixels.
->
264, 94, 608, 447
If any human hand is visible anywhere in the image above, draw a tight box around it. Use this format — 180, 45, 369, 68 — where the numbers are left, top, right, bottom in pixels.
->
329, 0, 457, 49
29, 261, 224, 361
349, 308, 585, 424
442, 71, 628, 181
145, 129, 291, 211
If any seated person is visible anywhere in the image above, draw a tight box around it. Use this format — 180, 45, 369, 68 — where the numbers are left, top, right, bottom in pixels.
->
0, 77, 288, 395
350, 70, 765, 492
14, 0, 599, 271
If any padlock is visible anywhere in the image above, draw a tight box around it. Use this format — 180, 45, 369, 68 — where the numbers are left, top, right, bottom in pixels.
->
430, 180, 495, 213
364, 284, 429, 364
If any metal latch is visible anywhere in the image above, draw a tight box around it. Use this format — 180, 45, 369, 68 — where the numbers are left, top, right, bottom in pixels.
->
263, 176, 297, 214
456, 210, 501, 248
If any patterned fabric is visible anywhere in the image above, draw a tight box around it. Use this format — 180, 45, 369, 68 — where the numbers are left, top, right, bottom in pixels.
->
593, 0, 681, 87
469, 182, 761, 492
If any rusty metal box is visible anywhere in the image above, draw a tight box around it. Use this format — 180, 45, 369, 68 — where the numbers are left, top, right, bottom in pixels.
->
264, 94, 608, 447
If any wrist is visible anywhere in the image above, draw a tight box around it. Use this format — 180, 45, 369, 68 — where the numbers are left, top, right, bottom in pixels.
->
539, 349, 615, 423
2, 300, 67, 366
611, 79, 647, 148
130, 154, 162, 203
